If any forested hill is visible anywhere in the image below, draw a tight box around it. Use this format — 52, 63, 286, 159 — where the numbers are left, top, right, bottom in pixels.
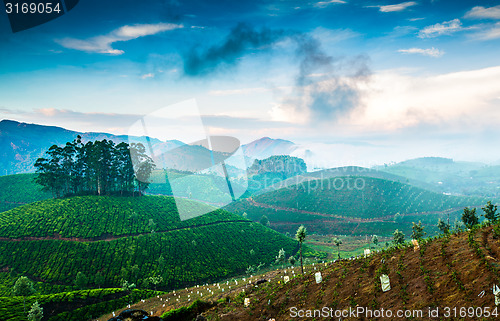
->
34, 138, 154, 198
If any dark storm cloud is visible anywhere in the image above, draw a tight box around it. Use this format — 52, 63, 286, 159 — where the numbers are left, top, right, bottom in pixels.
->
183, 22, 371, 121
183, 23, 287, 76
293, 34, 334, 87
287, 34, 371, 122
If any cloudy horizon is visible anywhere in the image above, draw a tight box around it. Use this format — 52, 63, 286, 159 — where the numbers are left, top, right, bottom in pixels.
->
1, 0, 500, 165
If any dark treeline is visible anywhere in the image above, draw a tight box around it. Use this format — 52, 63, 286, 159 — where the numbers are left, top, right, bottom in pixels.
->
34, 136, 155, 198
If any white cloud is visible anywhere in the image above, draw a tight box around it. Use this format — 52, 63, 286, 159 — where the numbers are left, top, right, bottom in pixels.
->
352, 66, 500, 132
418, 19, 462, 38
314, 0, 346, 8
465, 5, 500, 20
473, 22, 500, 40
375, 1, 417, 13
140, 73, 155, 79
398, 47, 444, 57
57, 23, 183, 55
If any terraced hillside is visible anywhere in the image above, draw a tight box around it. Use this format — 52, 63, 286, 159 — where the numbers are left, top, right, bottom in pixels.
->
0, 196, 233, 239
0, 195, 299, 320
202, 223, 500, 321
226, 176, 487, 236
100, 222, 500, 321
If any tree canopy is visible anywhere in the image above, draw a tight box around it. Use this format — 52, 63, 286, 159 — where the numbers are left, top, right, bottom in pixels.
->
393, 229, 405, 245
462, 207, 479, 229
437, 218, 450, 234
411, 221, 426, 240
295, 225, 307, 274
27, 301, 43, 321
34, 136, 154, 197
13, 276, 35, 314
482, 201, 498, 223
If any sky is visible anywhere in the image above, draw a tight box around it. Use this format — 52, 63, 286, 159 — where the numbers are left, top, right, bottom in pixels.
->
1, 0, 500, 166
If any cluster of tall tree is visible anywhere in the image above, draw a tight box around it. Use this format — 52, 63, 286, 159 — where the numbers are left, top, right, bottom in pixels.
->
34, 136, 154, 197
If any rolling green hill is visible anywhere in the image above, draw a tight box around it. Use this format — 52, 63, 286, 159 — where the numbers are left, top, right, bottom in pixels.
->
225, 176, 488, 236
0, 195, 299, 320
147, 169, 247, 205
375, 157, 500, 197
0, 174, 51, 212
0, 195, 235, 239
256, 166, 439, 195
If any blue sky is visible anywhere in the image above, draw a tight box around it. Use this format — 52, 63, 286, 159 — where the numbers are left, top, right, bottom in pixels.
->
1, 0, 500, 165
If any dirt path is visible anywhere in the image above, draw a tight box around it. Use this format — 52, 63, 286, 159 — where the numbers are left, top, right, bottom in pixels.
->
248, 197, 482, 222
248, 198, 385, 222
0, 220, 248, 243
1, 200, 28, 205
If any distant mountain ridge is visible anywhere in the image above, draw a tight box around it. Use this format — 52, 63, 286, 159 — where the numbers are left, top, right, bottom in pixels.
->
0, 119, 182, 175
0, 120, 303, 175
241, 136, 298, 160
375, 156, 500, 197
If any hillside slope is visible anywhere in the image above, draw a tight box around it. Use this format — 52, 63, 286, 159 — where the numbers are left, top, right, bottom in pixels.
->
201, 224, 500, 321
0, 195, 236, 239
1, 288, 163, 321
102, 223, 500, 320
0, 196, 299, 295
242, 137, 297, 160
226, 176, 486, 236
257, 166, 439, 195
